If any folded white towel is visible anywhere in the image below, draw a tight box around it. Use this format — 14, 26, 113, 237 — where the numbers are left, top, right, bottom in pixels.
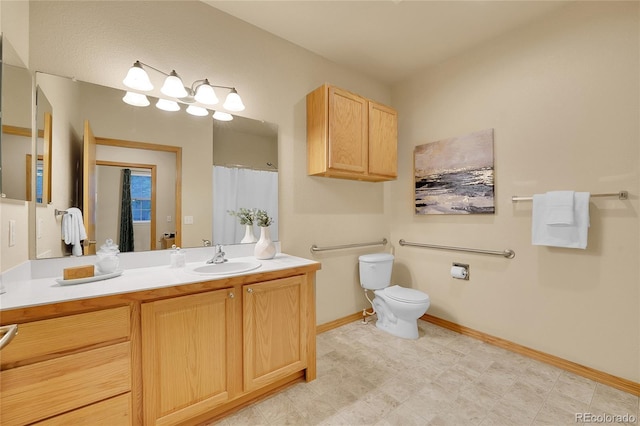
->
532, 192, 590, 249
545, 191, 575, 225
61, 207, 87, 256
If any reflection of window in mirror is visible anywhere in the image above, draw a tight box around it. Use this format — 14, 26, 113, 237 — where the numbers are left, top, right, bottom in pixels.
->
25, 154, 44, 202
131, 171, 152, 222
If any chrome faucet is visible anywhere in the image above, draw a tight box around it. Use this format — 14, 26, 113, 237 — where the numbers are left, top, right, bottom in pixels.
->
207, 244, 227, 264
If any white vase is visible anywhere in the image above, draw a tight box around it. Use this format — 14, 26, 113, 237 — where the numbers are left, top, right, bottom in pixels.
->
254, 226, 276, 260
241, 224, 257, 243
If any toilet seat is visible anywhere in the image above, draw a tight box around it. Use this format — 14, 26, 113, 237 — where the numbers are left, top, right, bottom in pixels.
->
383, 285, 429, 304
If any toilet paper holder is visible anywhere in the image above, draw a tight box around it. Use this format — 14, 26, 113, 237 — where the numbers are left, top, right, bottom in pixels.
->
452, 263, 469, 280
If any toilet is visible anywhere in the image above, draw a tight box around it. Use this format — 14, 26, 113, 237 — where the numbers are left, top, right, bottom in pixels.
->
359, 253, 430, 339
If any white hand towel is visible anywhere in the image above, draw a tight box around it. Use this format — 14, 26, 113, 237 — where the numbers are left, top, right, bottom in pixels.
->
61, 207, 87, 256
545, 190, 575, 225
532, 192, 590, 249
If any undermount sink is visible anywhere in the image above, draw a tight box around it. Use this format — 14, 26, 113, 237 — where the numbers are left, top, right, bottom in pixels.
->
189, 259, 262, 275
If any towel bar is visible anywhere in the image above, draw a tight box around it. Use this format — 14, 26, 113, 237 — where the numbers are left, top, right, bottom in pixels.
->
54, 209, 68, 216
512, 190, 628, 202
310, 238, 387, 253
399, 239, 515, 259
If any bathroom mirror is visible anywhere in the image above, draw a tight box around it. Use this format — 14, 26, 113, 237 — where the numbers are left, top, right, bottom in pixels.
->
1, 37, 33, 201
32, 71, 279, 258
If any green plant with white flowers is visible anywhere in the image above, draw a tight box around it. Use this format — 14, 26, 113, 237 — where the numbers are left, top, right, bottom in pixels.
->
227, 208, 256, 225
255, 209, 273, 227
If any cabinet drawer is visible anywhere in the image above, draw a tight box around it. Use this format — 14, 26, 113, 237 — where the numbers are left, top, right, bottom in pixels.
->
34, 393, 132, 426
1, 306, 130, 367
0, 341, 131, 425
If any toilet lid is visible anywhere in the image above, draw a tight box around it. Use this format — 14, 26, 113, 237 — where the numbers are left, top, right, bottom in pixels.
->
384, 285, 429, 304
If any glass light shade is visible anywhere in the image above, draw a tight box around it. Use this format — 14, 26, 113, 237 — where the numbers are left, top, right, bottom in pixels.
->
186, 105, 209, 116
122, 91, 150, 107
213, 111, 233, 121
194, 82, 219, 105
155, 98, 180, 112
160, 71, 188, 98
223, 89, 245, 112
123, 62, 153, 91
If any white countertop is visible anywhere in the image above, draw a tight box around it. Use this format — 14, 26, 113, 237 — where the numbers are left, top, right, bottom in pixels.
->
0, 253, 319, 311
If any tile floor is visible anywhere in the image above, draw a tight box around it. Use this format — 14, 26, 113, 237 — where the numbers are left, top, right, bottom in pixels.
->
214, 319, 639, 425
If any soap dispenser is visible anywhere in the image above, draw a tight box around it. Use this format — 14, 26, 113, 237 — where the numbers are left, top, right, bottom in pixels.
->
170, 245, 186, 268
95, 239, 120, 274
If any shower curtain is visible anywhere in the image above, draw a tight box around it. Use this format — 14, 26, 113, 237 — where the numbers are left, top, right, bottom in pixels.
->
119, 168, 134, 252
213, 166, 278, 245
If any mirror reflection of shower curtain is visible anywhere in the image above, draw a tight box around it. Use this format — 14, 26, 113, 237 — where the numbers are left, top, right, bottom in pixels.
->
119, 168, 135, 252
213, 166, 278, 245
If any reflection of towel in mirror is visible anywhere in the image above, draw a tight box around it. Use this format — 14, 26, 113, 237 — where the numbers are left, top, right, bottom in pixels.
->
61, 207, 87, 256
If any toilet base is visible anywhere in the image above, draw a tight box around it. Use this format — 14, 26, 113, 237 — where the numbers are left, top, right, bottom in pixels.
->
375, 316, 419, 340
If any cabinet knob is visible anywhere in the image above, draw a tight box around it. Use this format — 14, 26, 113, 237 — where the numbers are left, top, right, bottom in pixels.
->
228, 292, 235, 299
247, 288, 253, 294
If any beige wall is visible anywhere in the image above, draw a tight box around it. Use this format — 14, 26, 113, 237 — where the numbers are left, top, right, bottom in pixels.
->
20, 0, 390, 323
3, 0, 637, 383
390, 2, 639, 382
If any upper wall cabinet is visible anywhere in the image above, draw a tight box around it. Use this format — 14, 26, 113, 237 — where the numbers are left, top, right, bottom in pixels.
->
306, 84, 397, 182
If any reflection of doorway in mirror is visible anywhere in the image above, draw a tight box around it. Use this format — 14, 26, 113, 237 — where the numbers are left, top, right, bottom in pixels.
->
96, 161, 157, 252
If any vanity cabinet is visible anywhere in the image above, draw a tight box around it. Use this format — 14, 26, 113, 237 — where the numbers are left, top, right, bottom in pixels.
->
0, 306, 133, 425
243, 275, 310, 391
306, 84, 398, 181
0, 258, 319, 426
141, 289, 237, 426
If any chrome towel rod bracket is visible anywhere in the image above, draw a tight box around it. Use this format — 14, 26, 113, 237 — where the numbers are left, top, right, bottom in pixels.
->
399, 239, 515, 259
54, 209, 68, 216
310, 238, 388, 254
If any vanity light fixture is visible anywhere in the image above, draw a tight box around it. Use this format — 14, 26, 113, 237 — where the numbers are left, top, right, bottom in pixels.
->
123, 60, 245, 112
160, 70, 189, 98
212, 111, 233, 121
186, 105, 209, 117
122, 91, 150, 107
122, 61, 153, 91
156, 98, 180, 112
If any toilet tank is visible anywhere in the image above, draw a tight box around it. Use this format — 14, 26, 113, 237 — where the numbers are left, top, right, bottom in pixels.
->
359, 253, 394, 290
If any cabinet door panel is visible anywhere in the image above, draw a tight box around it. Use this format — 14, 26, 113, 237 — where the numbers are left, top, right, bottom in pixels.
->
142, 289, 234, 426
328, 86, 368, 173
368, 102, 398, 178
243, 276, 307, 391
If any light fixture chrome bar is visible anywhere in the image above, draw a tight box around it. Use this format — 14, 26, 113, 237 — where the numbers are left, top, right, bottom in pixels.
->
136, 60, 170, 77
399, 239, 515, 259
310, 238, 388, 253
511, 190, 628, 202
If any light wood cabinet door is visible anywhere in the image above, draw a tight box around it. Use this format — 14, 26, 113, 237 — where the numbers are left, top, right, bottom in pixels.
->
243, 276, 308, 391
327, 86, 368, 174
142, 289, 236, 426
368, 101, 398, 178
307, 84, 397, 181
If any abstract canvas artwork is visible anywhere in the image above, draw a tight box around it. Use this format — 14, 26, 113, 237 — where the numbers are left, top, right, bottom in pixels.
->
414, 128, 495, 215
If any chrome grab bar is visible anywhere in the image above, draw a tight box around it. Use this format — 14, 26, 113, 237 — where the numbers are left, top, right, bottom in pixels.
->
0, 324, 18, 350
399, 239, 515, 259
310, 238, 388, 253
